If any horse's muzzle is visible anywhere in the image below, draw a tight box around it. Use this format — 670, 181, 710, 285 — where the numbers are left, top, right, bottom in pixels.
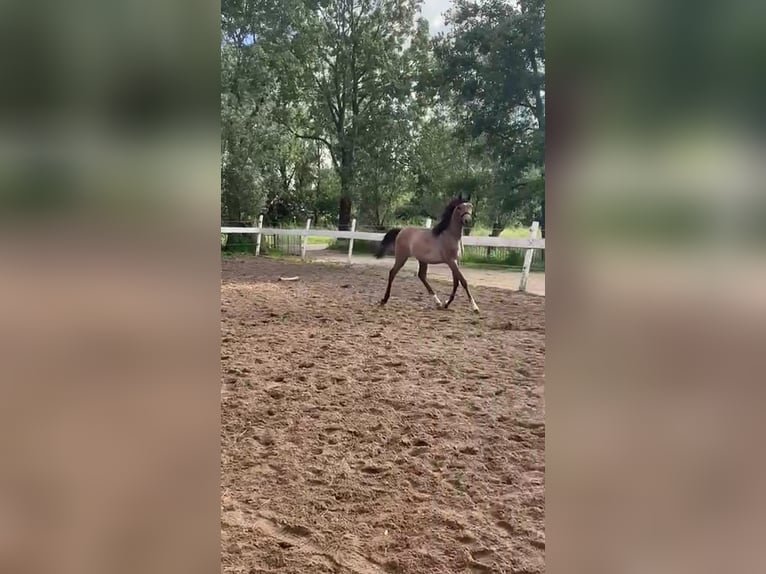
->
462, 214, 472, 224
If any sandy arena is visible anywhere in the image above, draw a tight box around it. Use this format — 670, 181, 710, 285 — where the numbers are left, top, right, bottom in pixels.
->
221, 257, 545, 573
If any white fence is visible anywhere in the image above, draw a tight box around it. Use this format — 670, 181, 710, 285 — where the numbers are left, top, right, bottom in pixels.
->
221, 216, 544, 292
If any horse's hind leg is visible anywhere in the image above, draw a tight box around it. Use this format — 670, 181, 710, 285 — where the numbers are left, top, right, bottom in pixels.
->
380, 256, 407, 306
417, 262, 442, 307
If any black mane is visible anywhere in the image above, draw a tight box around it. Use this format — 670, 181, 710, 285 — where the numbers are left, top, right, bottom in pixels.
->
432, 197, 465, 236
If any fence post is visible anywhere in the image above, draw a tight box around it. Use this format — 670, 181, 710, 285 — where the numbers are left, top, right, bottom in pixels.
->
301, 218, 312, 260
347, 218, 356, 265
254, 214, 264, 256
519, 221, 540, 292
425, 217, 432, 228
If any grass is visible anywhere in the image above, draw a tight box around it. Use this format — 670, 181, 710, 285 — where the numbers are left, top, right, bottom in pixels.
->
468, 225, 530, 238
306, 236, 333, 245
326, 238, 379, 254
461, 226, 543, 270
460, 248, 544, 272
461, 249, 524, 268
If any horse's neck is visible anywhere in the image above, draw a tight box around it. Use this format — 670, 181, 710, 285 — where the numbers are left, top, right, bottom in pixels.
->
446, 216, 463, 238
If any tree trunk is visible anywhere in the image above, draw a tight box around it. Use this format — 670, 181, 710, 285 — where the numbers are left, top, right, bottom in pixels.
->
337, 148, 354, 231
223, 190, 240, 225
338, 194, 352, 231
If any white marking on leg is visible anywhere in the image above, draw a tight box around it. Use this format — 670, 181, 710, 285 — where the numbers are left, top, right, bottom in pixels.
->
433, 294, 443, 307
470, 297, 480, 313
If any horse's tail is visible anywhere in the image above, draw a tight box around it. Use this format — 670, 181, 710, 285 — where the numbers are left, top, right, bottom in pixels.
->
375, 228, 401, 259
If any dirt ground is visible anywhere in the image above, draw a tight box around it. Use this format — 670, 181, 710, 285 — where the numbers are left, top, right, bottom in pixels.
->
221, 257, 545, 574
309, 251, 546, 296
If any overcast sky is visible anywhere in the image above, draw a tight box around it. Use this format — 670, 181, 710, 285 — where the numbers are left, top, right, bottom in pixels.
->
420, 0, 451, 35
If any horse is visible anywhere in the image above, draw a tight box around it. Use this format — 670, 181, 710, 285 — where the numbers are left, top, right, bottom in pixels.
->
374, 197, 480, 313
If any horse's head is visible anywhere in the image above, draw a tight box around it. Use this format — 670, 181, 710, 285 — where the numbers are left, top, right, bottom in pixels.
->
434, 196, 474, 236
454, 201, 473, 225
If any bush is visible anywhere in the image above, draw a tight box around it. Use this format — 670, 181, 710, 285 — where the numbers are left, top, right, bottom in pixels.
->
221, 233, 255, 253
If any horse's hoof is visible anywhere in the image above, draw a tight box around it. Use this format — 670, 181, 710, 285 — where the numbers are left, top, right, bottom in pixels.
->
472, 306, 480, 314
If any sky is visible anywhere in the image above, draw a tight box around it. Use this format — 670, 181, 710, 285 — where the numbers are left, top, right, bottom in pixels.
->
419, 0, 452, 35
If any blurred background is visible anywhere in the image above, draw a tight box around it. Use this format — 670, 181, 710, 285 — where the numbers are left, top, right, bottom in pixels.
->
0, 1, 220, 574
548, 1, 766, 573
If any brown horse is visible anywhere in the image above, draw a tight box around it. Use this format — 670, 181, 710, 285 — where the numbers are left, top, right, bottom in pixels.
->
375, 197, 480, 313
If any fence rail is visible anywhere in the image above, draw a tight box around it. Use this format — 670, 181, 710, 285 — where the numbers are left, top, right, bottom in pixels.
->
221, 226, 387, 242
221, 219, 544, 292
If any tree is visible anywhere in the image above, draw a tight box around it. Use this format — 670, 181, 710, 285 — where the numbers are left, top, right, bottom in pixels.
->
221, 0, 277, 226
436, 0, 545, 234
411, 118, 471, 215
219, 0, 546, 238
355, 107, 416, 228
265, 0, 422, 229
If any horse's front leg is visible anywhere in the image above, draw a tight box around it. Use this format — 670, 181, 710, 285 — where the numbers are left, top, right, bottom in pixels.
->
442, 266, 460, 309
447, 259, 479, 313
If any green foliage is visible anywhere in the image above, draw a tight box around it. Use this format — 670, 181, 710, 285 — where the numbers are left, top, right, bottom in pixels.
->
263, 0, 424, 229
220, 0, 545, 241
355, 109, 418, 228
411, 118, 473, 217
436, 0, 545, 233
